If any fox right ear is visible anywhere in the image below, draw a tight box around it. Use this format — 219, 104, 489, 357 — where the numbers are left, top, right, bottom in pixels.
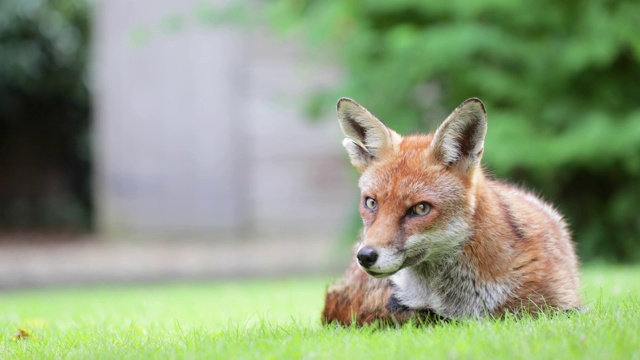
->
337, 98, 400, 172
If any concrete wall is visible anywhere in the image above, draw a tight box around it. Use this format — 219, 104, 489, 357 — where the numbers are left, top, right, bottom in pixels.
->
92, 0, 356, 241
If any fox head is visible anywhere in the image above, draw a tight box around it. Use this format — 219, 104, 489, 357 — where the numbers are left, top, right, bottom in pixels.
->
337, 97, 487, 278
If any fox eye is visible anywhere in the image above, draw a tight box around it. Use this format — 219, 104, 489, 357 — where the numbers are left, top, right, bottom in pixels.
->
410, 202, 431, 216
364, 197, 378, 210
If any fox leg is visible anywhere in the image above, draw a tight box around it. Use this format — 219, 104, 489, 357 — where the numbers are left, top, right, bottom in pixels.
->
322, 259, 418, 326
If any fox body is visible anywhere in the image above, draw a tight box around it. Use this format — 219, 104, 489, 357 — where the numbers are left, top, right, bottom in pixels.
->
322, 98, 580, 325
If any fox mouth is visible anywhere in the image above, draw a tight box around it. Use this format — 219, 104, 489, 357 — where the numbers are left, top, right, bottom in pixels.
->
364, 250, 427, 278
365, 269, 398, 278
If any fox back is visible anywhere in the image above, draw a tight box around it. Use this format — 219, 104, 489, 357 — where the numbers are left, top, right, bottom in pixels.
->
322, 98, 580, 325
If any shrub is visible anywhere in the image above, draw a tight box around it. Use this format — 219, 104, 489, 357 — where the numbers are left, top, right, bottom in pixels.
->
0, 0, 91, 229
272, 0, 640, 262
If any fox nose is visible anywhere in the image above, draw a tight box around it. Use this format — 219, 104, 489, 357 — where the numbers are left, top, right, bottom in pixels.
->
357, 247, 378, 268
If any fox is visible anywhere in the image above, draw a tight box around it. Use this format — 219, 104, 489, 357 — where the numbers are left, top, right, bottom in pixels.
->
322, 97, 580, 326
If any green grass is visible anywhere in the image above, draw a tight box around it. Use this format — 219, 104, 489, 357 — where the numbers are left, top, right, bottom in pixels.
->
1, 266, 639, 359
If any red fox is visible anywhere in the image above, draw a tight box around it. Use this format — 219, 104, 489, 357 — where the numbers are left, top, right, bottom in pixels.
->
322, 98, 580, 325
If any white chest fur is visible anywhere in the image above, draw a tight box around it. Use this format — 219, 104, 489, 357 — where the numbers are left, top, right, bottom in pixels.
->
390, 257, 512, 318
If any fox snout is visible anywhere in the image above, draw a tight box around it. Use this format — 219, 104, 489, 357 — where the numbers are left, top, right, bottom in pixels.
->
356, 246, 378, 268
355, 244, 407, 277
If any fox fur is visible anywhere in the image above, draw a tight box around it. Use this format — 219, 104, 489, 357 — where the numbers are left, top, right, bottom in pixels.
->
322, 97, 580, 326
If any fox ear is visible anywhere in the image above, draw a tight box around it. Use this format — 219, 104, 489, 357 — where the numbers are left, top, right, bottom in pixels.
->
337, 98, 400, 172
431, 98, 487, 173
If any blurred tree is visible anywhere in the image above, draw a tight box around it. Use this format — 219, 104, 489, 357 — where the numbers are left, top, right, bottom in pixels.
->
271, 0, 640, 262
0, 0, 91, 230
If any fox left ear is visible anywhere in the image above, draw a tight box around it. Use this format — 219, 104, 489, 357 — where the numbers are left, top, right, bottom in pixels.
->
431, 98, 487, 174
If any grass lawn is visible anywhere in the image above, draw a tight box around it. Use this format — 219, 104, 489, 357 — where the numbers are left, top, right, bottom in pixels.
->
1, 265, 638, 359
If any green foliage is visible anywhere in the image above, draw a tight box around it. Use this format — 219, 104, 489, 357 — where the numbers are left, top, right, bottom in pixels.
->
271, 0, 640, 262
0, 0, 88, 104
1, 267, 639, 358
0, 0, 91, 229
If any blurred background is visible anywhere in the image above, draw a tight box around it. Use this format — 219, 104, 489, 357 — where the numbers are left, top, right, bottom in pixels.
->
1, 0, 639, 288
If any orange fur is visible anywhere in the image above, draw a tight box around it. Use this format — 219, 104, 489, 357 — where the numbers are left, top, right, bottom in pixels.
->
322, 98, 580, 326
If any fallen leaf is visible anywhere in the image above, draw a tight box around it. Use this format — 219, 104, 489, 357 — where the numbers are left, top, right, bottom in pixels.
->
12, 328, 31, 340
